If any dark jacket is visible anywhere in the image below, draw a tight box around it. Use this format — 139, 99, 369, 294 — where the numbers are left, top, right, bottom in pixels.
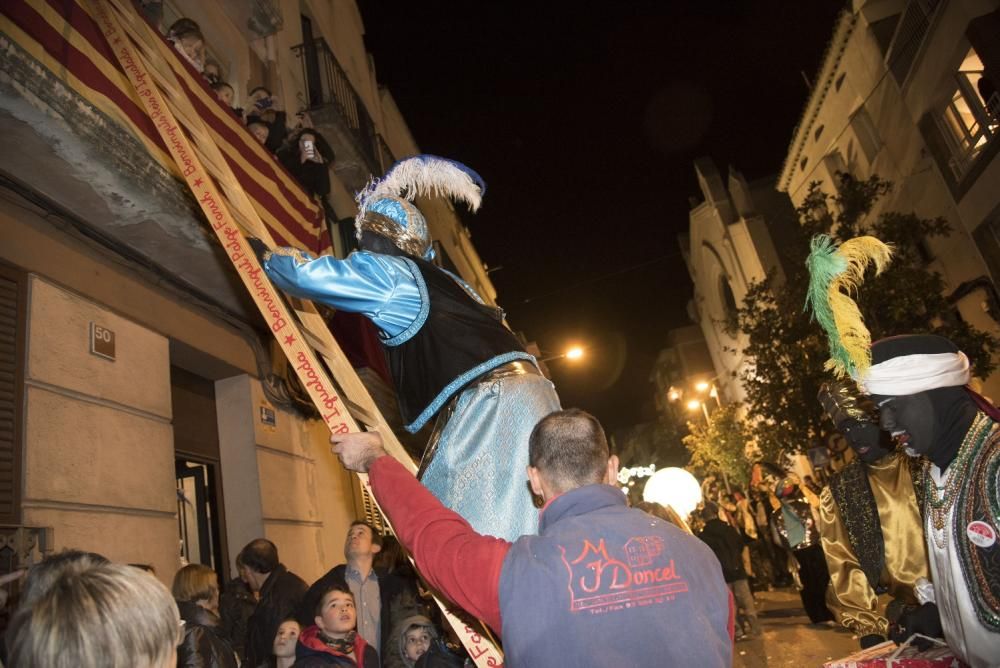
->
412, 639, 465, 668
218, 576, 256, 658
698, 518, 748, 583
385, 256, 532, 432
245, 563, 309, 668
177, 600, 239, 668
293, 625, 379, 667
277, 131, 334, 199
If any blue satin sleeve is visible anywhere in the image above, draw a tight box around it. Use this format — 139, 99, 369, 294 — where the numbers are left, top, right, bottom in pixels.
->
262, 250, 423, 339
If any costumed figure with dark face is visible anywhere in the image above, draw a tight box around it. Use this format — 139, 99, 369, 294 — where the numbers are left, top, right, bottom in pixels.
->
258, 156, 560, 541
859, 335, 1000, 666
816, 380, 931, 649
753, 462, 835, 624
806, 234, 1000, 666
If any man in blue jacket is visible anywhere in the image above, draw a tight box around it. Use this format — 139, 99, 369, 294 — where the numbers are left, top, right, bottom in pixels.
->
331, 409, 734, 667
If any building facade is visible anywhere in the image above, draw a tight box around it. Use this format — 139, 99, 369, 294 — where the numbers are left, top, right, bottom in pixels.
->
0, 0, 500, 586
683, 158, 799, 406
779, 0, 1000, 397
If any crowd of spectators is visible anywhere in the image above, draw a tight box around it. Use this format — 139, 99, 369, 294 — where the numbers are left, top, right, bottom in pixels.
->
0, 531, 456, 668
0, 411, 744, 668
163, 18, 334, 216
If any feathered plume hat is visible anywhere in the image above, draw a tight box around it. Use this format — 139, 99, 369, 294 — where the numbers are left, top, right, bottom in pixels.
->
355, 155, 486, 260
804, 234, 893, 380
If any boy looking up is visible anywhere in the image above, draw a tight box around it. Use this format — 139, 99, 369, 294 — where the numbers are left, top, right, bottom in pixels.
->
295, 585, 379, 667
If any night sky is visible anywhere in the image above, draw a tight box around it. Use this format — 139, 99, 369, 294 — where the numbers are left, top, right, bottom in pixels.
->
358, 2, 844, 432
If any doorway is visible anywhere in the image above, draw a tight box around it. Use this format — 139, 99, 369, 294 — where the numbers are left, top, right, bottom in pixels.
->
171, 365, 229, 581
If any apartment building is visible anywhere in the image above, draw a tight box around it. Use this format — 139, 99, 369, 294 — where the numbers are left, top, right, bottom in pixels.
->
0, 0, 499, 586
780, 0, 1000, 397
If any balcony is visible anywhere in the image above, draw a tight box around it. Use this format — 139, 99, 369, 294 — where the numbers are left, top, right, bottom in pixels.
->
1, 0, 328, 322
885, 0, 941, 86
292, 37, 395, 192
0, 524, 54, 571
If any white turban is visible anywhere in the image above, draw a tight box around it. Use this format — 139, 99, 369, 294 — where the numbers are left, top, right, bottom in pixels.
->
856, 351, 971, 396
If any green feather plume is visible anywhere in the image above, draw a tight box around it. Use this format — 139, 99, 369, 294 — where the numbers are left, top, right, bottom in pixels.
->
805, 234, 892, 378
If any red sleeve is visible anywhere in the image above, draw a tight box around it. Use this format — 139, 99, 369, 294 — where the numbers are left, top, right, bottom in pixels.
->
368, 455, 510, 634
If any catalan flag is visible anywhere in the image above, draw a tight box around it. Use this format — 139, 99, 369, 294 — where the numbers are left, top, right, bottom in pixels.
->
2, 0, 330, 253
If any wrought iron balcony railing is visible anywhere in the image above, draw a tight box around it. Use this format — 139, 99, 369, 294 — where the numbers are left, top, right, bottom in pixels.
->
292, 37, 393, 173
376, 133, 396, 172
0, 524, 54, 572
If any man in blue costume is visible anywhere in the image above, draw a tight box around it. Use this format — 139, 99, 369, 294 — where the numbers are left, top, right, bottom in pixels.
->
258, 155, 560, 541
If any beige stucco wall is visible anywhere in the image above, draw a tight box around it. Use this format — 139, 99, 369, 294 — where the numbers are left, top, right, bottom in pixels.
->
688, 161, 787, 406
5, 205, 360, 585
217, 374, 358, 584
689, 202, 748, 405
14, 267, 360, 587
780, 1, 1000, 399
22, 277, 180, 582
0, 204, 258, 376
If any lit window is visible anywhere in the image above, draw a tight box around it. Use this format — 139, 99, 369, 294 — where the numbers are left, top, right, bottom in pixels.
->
936, 47, 998, 179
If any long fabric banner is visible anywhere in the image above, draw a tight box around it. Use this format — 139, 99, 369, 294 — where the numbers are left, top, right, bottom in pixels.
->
81, 1, 503, 664
1, 0, 329, 254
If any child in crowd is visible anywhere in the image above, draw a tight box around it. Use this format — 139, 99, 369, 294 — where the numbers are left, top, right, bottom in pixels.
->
270, 617, 300, 668
248, 122, 271, 146
392, 615, 436, 668
203, 59, 223, 85
295, 584, 379, 667
246, 87, 288, 152
211, 81, 243, 118
166, 18, 205, 72
212, 82, 235, 107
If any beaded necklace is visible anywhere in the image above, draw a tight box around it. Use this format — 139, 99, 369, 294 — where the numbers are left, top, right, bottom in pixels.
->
925, 412, 994, 549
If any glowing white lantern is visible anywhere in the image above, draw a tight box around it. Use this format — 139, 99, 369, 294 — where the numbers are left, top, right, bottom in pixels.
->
643, 467, 702, 518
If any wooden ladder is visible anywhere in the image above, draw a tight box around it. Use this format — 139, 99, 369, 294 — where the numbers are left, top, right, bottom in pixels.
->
85, 1, 502, 664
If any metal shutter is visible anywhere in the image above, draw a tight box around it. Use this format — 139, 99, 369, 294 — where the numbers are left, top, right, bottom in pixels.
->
0, 264, 25, 523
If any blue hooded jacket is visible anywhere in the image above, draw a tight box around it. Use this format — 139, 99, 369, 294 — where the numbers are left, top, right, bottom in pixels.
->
498, 484, 733, 667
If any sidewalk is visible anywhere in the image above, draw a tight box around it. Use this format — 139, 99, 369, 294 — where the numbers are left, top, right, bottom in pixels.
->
733, 588, 859, 668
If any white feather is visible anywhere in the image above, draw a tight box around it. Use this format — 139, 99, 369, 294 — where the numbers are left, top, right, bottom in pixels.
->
356, 156, 483, 214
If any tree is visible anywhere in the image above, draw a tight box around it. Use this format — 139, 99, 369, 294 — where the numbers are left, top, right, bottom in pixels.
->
682, 403, 751, 490
614, 416, 688, 469
734, 174, 999, 461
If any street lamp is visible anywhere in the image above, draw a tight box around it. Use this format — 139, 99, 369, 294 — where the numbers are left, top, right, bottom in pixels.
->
669, 377, 731, 494
669, 377, 722, 412
538, 346, 585, 363
686, 398, 710, 421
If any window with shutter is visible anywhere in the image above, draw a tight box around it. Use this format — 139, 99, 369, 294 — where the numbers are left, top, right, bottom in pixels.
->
885, 0, 941, 86
0, 263, 26, 524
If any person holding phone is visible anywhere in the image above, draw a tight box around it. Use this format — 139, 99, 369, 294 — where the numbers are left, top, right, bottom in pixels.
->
278, 129, 335, 212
